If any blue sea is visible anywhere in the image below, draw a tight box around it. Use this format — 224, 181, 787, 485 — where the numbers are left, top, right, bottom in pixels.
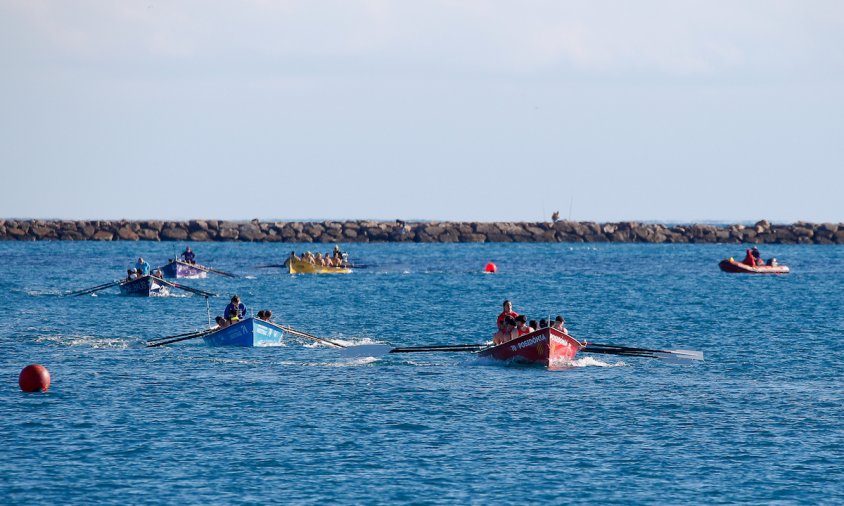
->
1, 242, 842, 504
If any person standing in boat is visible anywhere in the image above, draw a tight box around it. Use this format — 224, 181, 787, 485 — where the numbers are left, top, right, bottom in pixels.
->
181, 246, 196, 264
224, 295, 247, 322
135, 257, 151, 276
497, 300, 519, 330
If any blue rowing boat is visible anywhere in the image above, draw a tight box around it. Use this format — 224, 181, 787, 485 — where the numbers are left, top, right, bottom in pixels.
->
160, 260, 208, 279
202, 318, 286, 347
119, 275, 170, 297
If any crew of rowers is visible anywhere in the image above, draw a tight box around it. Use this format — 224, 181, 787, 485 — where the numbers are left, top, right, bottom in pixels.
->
289, 245, 348, 268
125, 257, 164, 280
213, 295, 274, 329
493, 299, 569, 345
741, 246, 778, 267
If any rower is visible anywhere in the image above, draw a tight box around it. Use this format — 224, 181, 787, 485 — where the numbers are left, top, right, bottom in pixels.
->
215, 316, 230, 329
181, 246, 196, 264
496, 300, 519, 330
551, 315, 568, 334
515, 315, 534, 336
493, 316, 518, 345
224, 295, 247, 322
135, 257, 151, 276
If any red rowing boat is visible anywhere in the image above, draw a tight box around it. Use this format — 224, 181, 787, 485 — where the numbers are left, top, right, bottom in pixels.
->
718, 258, 790, 274
476, 327, 583, 367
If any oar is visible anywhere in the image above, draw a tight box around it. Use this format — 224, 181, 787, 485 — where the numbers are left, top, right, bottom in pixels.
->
272, 323, 346, 348
339, 342, 489, 358
177, 260, 238, 278
146, 328, 217, 347
66, 280, 123, 296
153, 277, 216, 297
582, 342, 704, 363
146, 328, 213, 343
390, 344, 487, 353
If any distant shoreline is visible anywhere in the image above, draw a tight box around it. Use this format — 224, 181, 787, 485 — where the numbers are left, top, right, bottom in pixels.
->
0, 219, 840, 244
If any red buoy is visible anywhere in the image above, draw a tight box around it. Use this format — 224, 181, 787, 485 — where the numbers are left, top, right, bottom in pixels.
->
484, 262, 497, 273
19, 364, 51, 393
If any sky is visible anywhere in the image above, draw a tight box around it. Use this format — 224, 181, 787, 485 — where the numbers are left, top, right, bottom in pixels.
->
1, 0, 842, 223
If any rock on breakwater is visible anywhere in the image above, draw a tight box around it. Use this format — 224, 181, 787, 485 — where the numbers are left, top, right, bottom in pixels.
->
0, 219, 841, 244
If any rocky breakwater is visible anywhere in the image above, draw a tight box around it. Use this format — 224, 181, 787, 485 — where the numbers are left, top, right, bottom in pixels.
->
0, 219, 842, 244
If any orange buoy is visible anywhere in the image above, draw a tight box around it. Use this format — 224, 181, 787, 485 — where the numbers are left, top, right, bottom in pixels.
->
484, 262, 497, 273
19, 364, 51, 392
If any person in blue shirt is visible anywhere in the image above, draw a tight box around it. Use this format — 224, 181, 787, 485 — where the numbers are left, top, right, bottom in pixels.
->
135, 257, 151, 276
181, 246, 196, 264
224, 295, 247, 322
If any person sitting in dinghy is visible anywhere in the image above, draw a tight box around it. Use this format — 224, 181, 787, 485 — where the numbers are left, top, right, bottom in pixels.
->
215, 316, 230, 329
224, 295, 247, 323
742, 247, 764, 267
181, 246, 196, 264
135, 257, 151, 276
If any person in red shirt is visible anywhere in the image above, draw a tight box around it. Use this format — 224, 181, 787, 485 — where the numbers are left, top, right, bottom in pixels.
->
742, 248, 757, 267
514, 315, 534, 336
497, 299, 519, 330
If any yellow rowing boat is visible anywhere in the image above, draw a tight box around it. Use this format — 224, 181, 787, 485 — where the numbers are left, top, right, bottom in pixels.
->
287, 257, 352, 274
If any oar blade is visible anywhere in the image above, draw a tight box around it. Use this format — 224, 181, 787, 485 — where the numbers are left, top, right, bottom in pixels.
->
338, 344, 393, 358
66, 280, 121, 296
155, 277, 216, 297
146, 328, 215, 347
655, 349, 704, 363
582, 343, 704, 364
